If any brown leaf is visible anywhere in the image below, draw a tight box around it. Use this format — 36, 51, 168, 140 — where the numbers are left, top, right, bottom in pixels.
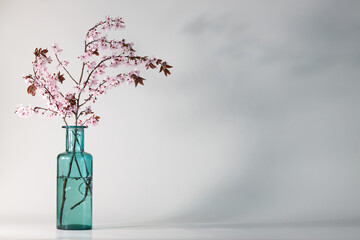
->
95, 116, 100, 121
156, 59, 162, 65
164, 69, 171, 76
68, 98, 76, 106
93, 49, 99, 56
163, 62, 173, 69
159, 62, 172, 76
41, 49, 48, 57
149, 63, 156, 69
34, 48, 48, 58
65, 93, 76, 106
136, 76, 145, 87
131, 74, 145, 87
57, 72, 65, 84
27, 84, 36, 96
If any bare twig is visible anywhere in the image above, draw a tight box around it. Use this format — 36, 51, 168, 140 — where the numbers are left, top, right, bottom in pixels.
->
70, 178, 91, 210
33, 106, 58, 114
55, 54, 78, 84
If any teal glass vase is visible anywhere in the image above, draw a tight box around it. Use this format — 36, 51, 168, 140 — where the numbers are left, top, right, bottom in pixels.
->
57, 126, 93, 230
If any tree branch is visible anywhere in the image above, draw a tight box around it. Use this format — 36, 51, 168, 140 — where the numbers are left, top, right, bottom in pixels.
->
55, 54, 78, 84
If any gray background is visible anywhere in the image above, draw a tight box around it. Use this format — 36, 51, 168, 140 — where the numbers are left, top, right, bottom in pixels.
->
0, 0, 359, 226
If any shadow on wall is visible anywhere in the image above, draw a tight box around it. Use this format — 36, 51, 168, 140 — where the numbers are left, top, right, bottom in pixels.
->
162, 0, 360, 223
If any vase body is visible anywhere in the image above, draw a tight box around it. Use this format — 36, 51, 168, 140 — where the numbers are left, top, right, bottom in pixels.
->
57, 126, 93, 230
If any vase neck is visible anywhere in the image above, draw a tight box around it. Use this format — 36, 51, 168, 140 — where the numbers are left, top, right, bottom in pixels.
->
65, 126, 85, 152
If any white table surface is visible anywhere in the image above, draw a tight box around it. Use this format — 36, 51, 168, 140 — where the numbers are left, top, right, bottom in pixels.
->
0, 221, 359, 240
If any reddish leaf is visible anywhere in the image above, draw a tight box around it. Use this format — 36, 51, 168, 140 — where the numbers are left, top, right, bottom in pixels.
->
34, 48, 48, 58
34, 48, 38, 56
164, 69, 171, 76
159, 62, 172, 76
93, 49, 99, 56
149, 63, 156, 69
131, 74, 145, 87
68, 98, 76, 106
65, 94, 77, 106
163, 62, 173, 69
57, 72, 65, 84
41, 49, 48, 57
27, 84, 36, 96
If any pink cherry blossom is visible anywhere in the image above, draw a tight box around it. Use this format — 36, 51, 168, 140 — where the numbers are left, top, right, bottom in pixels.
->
52, 43, 63, 54
83, 115, 99, 127
16, 16, 172, 127
15, 105, 34, 118
85, 106, 92, 115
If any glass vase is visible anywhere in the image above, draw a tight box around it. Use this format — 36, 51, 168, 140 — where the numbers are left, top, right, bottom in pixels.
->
57, 126, 93, 230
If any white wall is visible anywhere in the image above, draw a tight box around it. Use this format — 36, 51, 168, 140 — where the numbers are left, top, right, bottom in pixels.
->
0, 0, 359, 225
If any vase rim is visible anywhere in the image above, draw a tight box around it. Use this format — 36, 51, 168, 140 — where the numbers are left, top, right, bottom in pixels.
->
62, 126, 88, 129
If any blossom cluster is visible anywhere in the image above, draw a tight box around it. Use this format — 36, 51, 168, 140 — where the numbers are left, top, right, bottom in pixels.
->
15, 16, 172, 127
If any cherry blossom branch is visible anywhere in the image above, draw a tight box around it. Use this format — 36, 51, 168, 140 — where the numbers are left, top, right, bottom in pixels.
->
31, 68, 69, 122
17, 16, 172, 127
33, 107, 68, 126
32, 68, 57, 105
85, 39, 125, 49
79, 63, 85, 84
85, 18, 123, 40
80, 116, 93, 126
85, 39, 100, 48
79, 81, 107, 107
77, 57, 111, 105
78, 42, 86, 85
77, 55, 166, 109
86, 22, 104, 38
34, 106, 58, 114
63, 113, 69, 126
55, 54, 78, 84
63, 117, 68, 126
